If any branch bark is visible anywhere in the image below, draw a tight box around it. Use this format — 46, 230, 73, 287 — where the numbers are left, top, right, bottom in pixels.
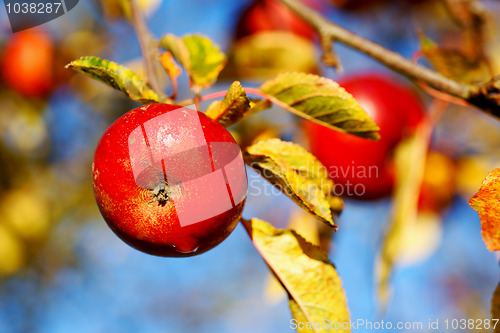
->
277, 0, 500, 119
129, 0, 168, 102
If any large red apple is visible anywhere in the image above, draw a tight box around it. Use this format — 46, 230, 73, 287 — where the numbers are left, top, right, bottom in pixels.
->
93, 104, 248, 257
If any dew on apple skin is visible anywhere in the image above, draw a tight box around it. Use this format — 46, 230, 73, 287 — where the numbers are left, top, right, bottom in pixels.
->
172, 244, 200, 254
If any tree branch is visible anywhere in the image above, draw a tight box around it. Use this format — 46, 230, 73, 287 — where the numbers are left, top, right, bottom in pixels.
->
129, 0, 168, 102
277, 0, 500, 119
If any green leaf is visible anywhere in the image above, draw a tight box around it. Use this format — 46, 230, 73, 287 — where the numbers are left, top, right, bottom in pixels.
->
66, 56, 162, 104
243, 218, 350, 333
419, 32, 490, 84
244, 139, 342, 227
259, 72, 380, 140
469, 168, 500, 251
160, 34, 227, 91
205, 81, 252, 127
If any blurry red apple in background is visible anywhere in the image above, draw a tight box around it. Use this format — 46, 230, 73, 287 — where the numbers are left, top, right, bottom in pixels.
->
304, 73, 425, 199
229, 0, 321, 79
235, 0, 318, 41
1, 28, 54, 98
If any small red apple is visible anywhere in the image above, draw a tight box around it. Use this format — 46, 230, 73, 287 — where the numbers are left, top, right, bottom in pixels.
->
93, 104, 248, 257
1, 28, 54, 97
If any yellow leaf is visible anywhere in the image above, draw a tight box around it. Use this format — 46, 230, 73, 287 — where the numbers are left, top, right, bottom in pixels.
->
263, 208, 323, 305
160, 52, 182, 79
244, 139, 342, 227
376, 124, 430, 308
243, 218, 350, 333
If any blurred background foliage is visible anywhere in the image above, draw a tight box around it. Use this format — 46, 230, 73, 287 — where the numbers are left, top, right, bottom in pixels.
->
0, 0, 499, 332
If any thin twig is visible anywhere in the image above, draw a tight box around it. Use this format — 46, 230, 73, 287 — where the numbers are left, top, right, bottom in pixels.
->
276, 0, 500, 119
129, 0, 167, 101
177, 89, 228, 106
178, 86, 301, 119
417, 81, 470, 107
170, 78, 178, 100
194, 91, 201, 111
180, 85, 329, 130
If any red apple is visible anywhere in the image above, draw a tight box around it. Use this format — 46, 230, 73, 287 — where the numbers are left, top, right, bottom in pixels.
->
304, 73, 425, 199
1, 28, 54, 97
93, 104, 248, 257
236, 0, 316, 41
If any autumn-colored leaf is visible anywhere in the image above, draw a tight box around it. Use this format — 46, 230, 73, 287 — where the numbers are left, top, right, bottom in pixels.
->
469, 168, 500, 251
442, 0, 487, 62
244, 139, 342, 228
376, 123, 430, 308
225, 31, 318, 79
159, 51, 182, 99
66, 56, 163, 104
263, 208, 329, 305
205, 81, 253, 127
159, 34, 226, 92
242, 218, 350, 333
419, 32, 489, 84
259, 72, 380, 140
160, 52, 182, 79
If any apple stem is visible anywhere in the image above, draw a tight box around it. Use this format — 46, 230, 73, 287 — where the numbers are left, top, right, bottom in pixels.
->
194, 91, 201, 111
